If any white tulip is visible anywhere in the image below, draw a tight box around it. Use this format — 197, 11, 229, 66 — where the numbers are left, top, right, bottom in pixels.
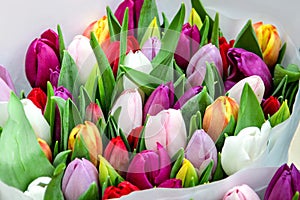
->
221, 121, 271, 175
227, 75, 265, 105
24, 177, 51, 200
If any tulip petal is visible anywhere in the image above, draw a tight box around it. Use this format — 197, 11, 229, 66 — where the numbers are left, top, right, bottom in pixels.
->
154, 143, 171, 185
0, 65, 16, 92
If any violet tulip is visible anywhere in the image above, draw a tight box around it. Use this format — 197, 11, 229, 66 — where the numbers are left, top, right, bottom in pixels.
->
0, 65, 16, 101
185, 129, 217, 175
143, 82, 174, 120
62, 158, 99, 200
226, 48, 272, 96
85, 102, 105, 124
265, 163, 300, 200
223, 184, 260, 200
103, 181, 139, 200
144, 108, 187, 158
173, 86, 202, 109
25, 29, 60, 91
49, 66, 60, 88
262, 96, 281, 118
175, 23, 201, 70
141, 36, 161, 61
126, 143, 171, 189
186, 43, 223, 88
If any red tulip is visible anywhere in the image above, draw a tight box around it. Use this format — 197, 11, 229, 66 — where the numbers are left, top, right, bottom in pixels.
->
127, 126, 143, 151
27, 88, 47, 113
103, 181, 139, 200
262, 96, 281, 118
219, 37, 235, 78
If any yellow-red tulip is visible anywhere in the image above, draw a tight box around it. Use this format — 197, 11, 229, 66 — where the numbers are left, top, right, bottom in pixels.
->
83, 16, 110, 45
38, 138, 52, 162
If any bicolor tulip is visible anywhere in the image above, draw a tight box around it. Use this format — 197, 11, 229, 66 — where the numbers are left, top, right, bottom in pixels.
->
110, 88, 143, 136
25, 29, 60, 91
226, 48, 272, 96
126, 143, 172, 189
85, 102, 105, 124
227, 75, 265, 105
143, 82, 174, 120
186, 43, 223, 87
24, 177, 51, 200
176, 158, 199, 187
223, 184, 260, 200
127, 126, 143, 151
67, 35, 97, 84
103, 181, 139, 200
264, 163, 300, 200
83, 16, 110, 45
175, 23, 201, 70
38, 138, 52, 162
62, 158, 99, 200
0, 65, 16, 101
141, 37, 161, 61
262, 96, 281, 118
68, 121, 103, 166
219, 37, 235, 77
203, 96, 239, 142
173, 86, 202, 109
221, 121, 271, 175
253, 22, 282, 69
104, 136, 129, 173
185, 130, 217, 175
144, 108, 187, 158
27, 88, 47, 113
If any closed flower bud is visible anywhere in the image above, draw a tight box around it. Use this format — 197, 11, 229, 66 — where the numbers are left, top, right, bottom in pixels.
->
262, 96, 281, 118
83, 16, 110, 45
27, 88, 47, 113
0, 65, 16, 101
141, 37, 161, 61
223, 184, 260, 200
85, 102, 105, 124
103, 181, 139, 200
38, 138, 52, 162
176, 158, 199, 188
127, 126, 143, 151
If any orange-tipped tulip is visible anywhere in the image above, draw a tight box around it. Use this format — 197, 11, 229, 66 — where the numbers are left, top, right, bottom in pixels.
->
38, 138, 52, 162
83, 16, 110, 45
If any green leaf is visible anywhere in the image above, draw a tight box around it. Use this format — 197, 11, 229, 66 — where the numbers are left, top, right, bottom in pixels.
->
188, 8, 203, 30
292, 191, 299, 200
212, 152, 226, 181
140, 17, 161, 48
199, 160, 214, 185
106, 6, 121, 41
270, 100, 290, 127
44, 82, 55, 145
0, 93, 54, 191
136, 116, 148, 153
78, 86, 92, 120
199, 16, 210, 47
233, 20, 263, 58
84, 65, 100, 102
110, 74, 125, 108
203, 62, 224, 100
211, 13, 219, 48
234, 83, 265, 135
53, 150, 72, 168
78, 182, 99, 200
272, 75, 288, 97
277, 42, 287, 64
53, 141, 59, 158
174, 74, 186, 100
170, 148, 184, 178
150, 55, 174, 82
161, 12, 169, 29
71, 136, 91, 161
118, 8, 129, 73
188, 111, 202, 141
44, 163, 65, 200
273, 64, 300, 86
215, 115, 236, 152
57, 24, 66, 63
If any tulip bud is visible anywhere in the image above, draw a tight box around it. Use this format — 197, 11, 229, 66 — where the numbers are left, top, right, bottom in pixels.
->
176, 158, 199, 187
157, 179, 182, 188
99, 155, 124, 188
85, 102, 105, 124
103, 181, 139, 200
25, 29, 60, 91
253, 22, 282, 69
175, 23, 201, 70
83, 16, 110, 45
203, 96, 239, 142
219, 37, 235, 77
186, 43, 223, 87
62, 158, 99, 200
104, 136, 129, 173
143, 82, 174, 120
111, 88, 143, 136
221, 121, 271, 175
188, 8, 203, 30
27, 88, 47, 113
127, 126, 143, 151
68, 121, 103, 166
185, 130, 217, 174
0, 65, 16, 101
141, 36, 161, 61
140, 17, 161, 48
226, 48, 272, 96
227, 75, 265, 105
262, 96, 281, 118
24, 177, 51, 200
264, 163, 300, 200
49, 66, 60, 88
269, 100, 290, 127
38, 138, 52, 162
223, 184, 260, 200
173, 86, 202, 109
126, 143, 172, 189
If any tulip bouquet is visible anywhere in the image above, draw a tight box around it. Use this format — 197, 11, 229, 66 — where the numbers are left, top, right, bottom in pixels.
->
0, 0, 300, 199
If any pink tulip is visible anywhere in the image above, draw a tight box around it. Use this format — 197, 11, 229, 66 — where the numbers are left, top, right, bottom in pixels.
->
223, 184, 260, 200
0, 65, 16, 101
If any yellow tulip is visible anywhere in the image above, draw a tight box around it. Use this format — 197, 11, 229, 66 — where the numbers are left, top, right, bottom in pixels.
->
176, 159, 199, 187
83, 16, 110, 45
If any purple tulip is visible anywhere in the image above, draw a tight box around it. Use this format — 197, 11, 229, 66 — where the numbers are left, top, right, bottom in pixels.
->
158, 179, 182, 188
226, 48, 272, 96
49, 66, 60, 88
25, 29, 60, 92
173, 86, 202, 109
186, 43, 223, 88
0, 65, 16, 101
141, 37, 161, 61
265, 163, 300, 200
143, 82, 174, 121
126, 143, 172, 190
175, 23, 201, 70
62, 158, 99, 200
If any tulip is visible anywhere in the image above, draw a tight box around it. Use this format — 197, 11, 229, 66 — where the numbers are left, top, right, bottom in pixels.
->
188, 8, 203, 30
219, 37, 235, 77
103, 181, 139, 200
127, 126, 143, 151
253, 22, 282, 69
68, 121, 103, 166
104, 136, 129, 173
227, 75, 265, 105
143, 82, 174, 120
221, 121, 271, 175
186, 43, 223, 87
49, 66, 60, 87
157, 179, 182, 188
110, 88, 143, 136
0, 65, 16, 101
185, 130, 217, 175
85, 102, 105, 124
67, 35, 97, 84
24, 177, 51, 200
144, 108, 187, 158
269, 100, 290, 127
99, 155, 124, 187
223, 184, 260, 200
38, 138, 52, 162
174, 23, 201, 70
123, 50, 153, 90
139, 17, 161, 48
83, 16, 110, 45
176, 158, 199, 187
262, 96, 281, 118
27, 88, 47, 113
62, 158, 99, 200
173, 86, 202, 109
25, 29, 60, 91
141, 36, 161, 61
203, 96, 239, 142
126, 143, 171, 189
264, 163, 300, 200
226, 48, 272, 96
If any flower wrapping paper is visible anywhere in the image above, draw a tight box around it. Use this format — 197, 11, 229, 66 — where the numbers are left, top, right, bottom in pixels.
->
0, 0, 300, 199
